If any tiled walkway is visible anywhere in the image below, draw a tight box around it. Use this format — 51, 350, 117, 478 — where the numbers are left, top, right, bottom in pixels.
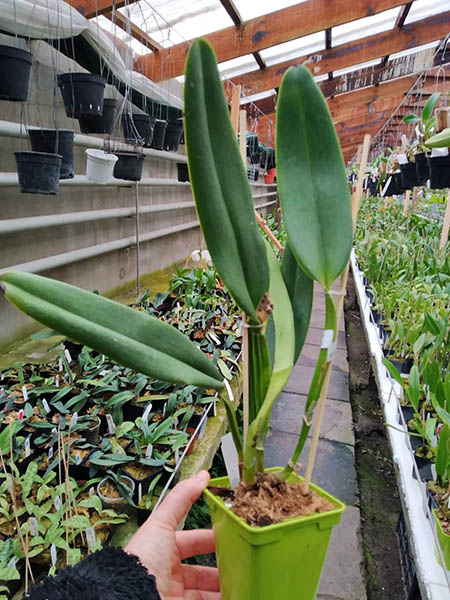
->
266, 285, 367, 600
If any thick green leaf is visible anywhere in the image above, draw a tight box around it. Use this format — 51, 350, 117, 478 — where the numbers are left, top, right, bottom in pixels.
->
0, 271, 222, 389
381, 356, 405, 388
435, 423, 449, 482
422, 92, 440, 123
407, 365, 420, 413
277, 65, 352, 289
402, 114, 421, 124
426, 128, 450, 148
281, 243, 313, 362
184, 39, 269, 320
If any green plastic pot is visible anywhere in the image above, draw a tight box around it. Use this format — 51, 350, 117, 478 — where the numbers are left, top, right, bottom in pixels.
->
433, 509, 450, 569
204, 467, 345, 600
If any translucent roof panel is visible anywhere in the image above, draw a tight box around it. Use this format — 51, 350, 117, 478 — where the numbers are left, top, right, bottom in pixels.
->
219, 55, 259, 79
260, 31, 325, 66
93, 15, 150, 56
404, 0, 449, 25
333, 7, 400, 46
121, 0, 234, 49
233, 0, 307, 22
241, 89, 276, 105
333, 58, 384, 78
389, 41, 440, 62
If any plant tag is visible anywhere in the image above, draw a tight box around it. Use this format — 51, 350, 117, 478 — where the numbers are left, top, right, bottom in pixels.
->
146, 444, 153, 458
54, 495, 62, 511
99, 370, 109, 377
213, 400, 217, 417
106, 414, 115, 434
85, 527, 96, 549
25, 436, 31, 458
198, 417, 207, 440
163, 402, 167, 417
7, 475, 14, 494
64, 349, 72, 364
51, 428, 58, 443
71, 412, 78, 428
221, 433, 240, 489
431, 464, 437, 482
55, 375, 60, 387
18, 409, 24, 421
29, 517, 38, 536
42, 398, 51, 414
143, 403, 152, 424
75, 452, 82, 465
327, 341, 337, 362
397, 153, 408, 165
175, 448, 180, 463
58, 359, 63, 372
0, 388, 4, 398
48, 446, 54, 459
50, 544, 57, 566
381, 176, 392, 197
138, 483, 142, 505
321, 329, 334, 350
89, 486, 95, 496
21, 385, 28, 402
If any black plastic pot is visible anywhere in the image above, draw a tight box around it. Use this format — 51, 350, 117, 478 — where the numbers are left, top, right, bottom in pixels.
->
177, 162, 189, 182
83, 417, 101, 445
164, 120, 183, 152
27, 128, 74, 179
368, 178, 378, 196
151, 119, 168, 150
399, 162, 419, 190
415, 153, 429, 185
15, 151, 62, 194
427, 155, 450, 189
78, 98, 118, 134
382, 174, 398, 196
389, 357, 413, 376
123, 466, 163, 503
113, 152, 144, 181
247, 167, 259, 182
121, 113, 155, 147
0, 45, 32, 101
58, 73, 106, 119
412, 454, 433, 482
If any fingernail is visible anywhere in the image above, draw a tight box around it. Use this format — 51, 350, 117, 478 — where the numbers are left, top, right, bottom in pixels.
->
195, 470, 210, 485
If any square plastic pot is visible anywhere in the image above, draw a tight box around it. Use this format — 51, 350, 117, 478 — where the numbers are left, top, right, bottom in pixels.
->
433, 509, 450, 570
204, 467, 345, 600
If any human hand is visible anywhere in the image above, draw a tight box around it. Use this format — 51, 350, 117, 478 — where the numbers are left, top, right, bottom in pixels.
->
125, 470, 220, 600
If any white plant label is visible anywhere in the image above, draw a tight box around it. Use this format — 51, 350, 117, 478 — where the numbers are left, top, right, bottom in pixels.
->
64, 349, 72, 364
54, 496, 62, 511
85, 527, 96, 549
89, 486, 95, 496
163, 402, 167, 417
50, 544, 57, 566
221, 432, 240, 489
0, 388, 4, 398
106, 414, 116, 434
58, 359, 63, 372
99, 370, 109, 377
71, 412, 78, 428
42, 399, 51, 414
175, 448, 180, 463
25, 437, 31, 458
143, 404, 152, 424
55, 375, 60, 387
75, 452, 82, 465
198, 417, 207, 440
22, 385, 28, 402
381, 176, 392, 197
213, 400, 217, 417
321, 329, 334, 350
138, 483, 142, 505
29, 517, 38, 537
48, 446, 54, 459
146, 444, 153, 458
8, 558, 17, 569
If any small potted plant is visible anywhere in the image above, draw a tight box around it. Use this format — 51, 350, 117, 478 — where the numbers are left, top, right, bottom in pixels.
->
97, 470, 136, 512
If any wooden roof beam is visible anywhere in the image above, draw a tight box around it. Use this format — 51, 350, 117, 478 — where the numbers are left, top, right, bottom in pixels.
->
106, 10, 162, 53
231, 11, 450, 96
134, 0, 408, 81
380, 2, 413, 68
69, 0, 139, 19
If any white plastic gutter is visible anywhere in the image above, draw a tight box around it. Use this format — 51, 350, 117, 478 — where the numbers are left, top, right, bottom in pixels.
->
0, 119, 187, 163
0, 174, 190, 187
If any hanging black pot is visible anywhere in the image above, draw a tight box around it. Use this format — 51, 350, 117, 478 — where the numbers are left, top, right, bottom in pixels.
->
164, 120, 183, 152
27, 128, 74, 179
58, 73, 106, 118
0, 45, 33, 101
382, 174, 398, 196
113, 152, 144, 181
14, 151, 62, 194
427, 155, 450, 189
121, 113, 155, 147
399, 162, 419, 190
394, 172, 405, 193
414, 153, 429, 185
151, 119, 168, 150
177, 162, 190, 182
78, 98, 118, 134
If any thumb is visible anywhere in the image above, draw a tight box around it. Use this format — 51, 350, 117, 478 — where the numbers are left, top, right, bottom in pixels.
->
150, 471, 210, 529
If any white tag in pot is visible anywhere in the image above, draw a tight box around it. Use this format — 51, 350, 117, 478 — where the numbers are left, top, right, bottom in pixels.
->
397, 153, 408, 165
431, 147, 449, 157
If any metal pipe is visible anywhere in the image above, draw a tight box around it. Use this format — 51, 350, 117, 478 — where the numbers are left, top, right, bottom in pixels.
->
0, 120, 187, 163
0, 173, 190, 187
0, 220, 200, 276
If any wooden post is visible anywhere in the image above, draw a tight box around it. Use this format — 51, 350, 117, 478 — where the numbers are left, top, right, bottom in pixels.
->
230, 85, 241, 135
440, 190, 450, 250
304, 134, 370, 490
403, 189, 411, 217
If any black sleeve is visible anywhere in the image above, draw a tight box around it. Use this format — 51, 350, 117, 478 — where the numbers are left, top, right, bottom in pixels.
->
23, 546, 161, 600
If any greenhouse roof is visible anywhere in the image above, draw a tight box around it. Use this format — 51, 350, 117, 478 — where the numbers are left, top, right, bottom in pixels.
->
76, 0, 450, 160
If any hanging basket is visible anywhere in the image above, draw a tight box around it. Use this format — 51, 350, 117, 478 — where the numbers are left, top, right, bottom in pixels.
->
414, 153, 429, 185
14, 151, 62, 195
58, 73, 106, 119
427, 154, 450, 189
113, 152, 144, 182
0, 45, 33, 101
121, 113, 155, 147
151, 119, 168, 151
85, 149, 118, 184
204, 468, 345, 600
27, 128, 75, 179
399, 162, 419, 190
79, 99, 118, 134
163, 120, 183, 152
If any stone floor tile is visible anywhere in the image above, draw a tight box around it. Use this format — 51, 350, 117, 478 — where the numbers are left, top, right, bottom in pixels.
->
306, 327, 347, 349
298, 342, 349, 373
284, 364, 350, 402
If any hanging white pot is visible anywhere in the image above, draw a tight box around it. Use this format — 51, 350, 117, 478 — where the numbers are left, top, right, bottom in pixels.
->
85, 149, 118, 184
